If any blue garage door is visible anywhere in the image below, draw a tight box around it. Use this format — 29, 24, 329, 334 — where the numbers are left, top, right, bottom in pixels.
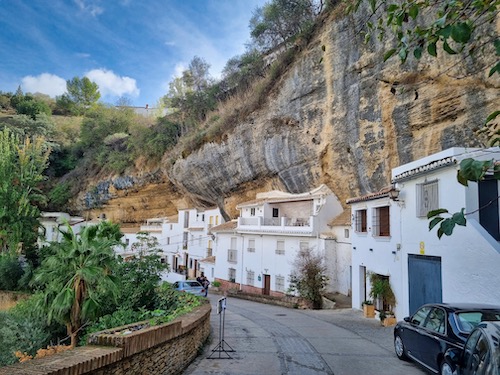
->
408, 255, 442, 315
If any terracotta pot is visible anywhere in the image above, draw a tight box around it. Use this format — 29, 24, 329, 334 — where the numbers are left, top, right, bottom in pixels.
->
382, 316, 397, 327
363, 304, 375, 318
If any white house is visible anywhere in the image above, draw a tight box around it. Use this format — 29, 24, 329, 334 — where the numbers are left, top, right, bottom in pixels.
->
211, 185, 348, 296
119, 207, 224, 283
348, 147, 500, 320
38, 212, 87, 247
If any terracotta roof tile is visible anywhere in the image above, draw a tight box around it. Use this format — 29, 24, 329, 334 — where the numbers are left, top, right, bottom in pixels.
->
346, 186, 394, 204
209, 220, 237, 233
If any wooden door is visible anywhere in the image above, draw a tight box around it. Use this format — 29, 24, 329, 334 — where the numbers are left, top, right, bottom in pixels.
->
263, 275, 271, 295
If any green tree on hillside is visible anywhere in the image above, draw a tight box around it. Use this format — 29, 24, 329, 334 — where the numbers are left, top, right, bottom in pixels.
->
0, 128, 50, 256
163, 56, 217, 135
56, 77, 101, 115
250, 0, 320, 52
222, 49, 266, 93
32, 221, 123, 347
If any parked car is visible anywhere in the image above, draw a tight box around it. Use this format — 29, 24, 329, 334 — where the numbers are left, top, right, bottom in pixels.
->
394, 303, 500, 374
442, 321, 500, 375
172, 280, 205, 296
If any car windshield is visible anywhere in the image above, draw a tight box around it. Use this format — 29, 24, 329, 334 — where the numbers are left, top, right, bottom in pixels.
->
186, 281, 202, 287
456, 311, 500, 332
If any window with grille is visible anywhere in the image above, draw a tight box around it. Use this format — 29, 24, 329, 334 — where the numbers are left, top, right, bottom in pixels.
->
228, 268, 236, 282
276, 240, 285, 255
416, 180, 439, 217
247, 238, 255, 252
227, 249, 237, 263
372, 206, 390, 237
246, 270, 255, 285
275, 275, 285, 292
250, 208, 256, 216
354, 209, 367, 233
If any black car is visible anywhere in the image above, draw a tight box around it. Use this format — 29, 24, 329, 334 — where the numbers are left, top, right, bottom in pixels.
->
394, 303, 500, 374
442, 321, 500, 375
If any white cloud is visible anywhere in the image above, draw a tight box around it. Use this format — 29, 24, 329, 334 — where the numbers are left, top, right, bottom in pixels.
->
173, 63, 186, 78
74, 0, 103, 17
85, 69, 139, 97
21, 73, 67, 97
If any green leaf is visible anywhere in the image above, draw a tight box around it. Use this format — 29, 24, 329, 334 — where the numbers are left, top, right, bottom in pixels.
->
435, 15, 447, 28
409, 4, 419, 19
427, 208, 449, 218
437, 25, 452, 38
443, 40, 457, 55
414, 47, 423, 59
387, 4, 399, 12
495, 39, 500, 56
398, 47, 408, 62
459, 158, 494, 182
383, 49, 397, 62
428, 42, 437, 57
457, 169, 469, 186
440, 218, 456, 236
486, 110, 500, 124
488, 62, 500, 77
369, 0, 376, 12
451, 23, 472, 44
452, 209, 467, 226
429, 217, 444, 230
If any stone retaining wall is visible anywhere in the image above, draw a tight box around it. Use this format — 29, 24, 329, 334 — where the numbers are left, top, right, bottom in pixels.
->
0, 303, 211, 375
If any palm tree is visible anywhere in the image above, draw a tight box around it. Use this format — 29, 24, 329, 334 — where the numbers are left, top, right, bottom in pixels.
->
33, 221, 123, 347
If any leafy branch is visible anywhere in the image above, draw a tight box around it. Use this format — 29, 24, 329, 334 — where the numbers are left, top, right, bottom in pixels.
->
427, 157, 500, 238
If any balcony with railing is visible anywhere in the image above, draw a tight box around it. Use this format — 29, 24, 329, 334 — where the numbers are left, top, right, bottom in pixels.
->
237, 216, 315, 235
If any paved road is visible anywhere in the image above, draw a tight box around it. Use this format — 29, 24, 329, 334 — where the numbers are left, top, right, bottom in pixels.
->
183, 295, 426, 375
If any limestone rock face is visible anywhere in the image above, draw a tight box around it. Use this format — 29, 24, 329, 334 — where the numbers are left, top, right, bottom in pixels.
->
74, 9, 498, 222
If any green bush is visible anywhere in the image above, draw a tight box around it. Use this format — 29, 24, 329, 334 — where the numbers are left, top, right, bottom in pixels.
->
0, 254, 23, 291
0, 293, 65, 366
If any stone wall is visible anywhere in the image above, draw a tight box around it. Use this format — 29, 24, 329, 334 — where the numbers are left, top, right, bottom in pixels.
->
0, 303, 211, 375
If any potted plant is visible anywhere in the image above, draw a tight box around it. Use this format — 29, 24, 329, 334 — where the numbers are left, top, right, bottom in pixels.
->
382, 311, 397, 327
362, 300, 375, 318
369, 273, 396, 315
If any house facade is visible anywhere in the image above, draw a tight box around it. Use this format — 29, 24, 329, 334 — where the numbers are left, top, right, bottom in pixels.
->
211, 185, 349, 296
38, 212, 87, 247
119, 207, 224, 283
349, 147, 500, 320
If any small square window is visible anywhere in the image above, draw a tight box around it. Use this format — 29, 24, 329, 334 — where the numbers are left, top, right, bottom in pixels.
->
272, 208, 279, 217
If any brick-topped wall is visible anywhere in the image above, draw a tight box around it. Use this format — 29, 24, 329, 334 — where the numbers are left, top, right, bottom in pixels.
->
0, 303, 211, 375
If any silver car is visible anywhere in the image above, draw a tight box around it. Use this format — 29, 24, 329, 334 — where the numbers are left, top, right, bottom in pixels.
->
172, 280, 205, 297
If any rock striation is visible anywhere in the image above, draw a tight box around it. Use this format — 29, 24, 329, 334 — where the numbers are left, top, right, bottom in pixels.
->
73, 7, 499, 222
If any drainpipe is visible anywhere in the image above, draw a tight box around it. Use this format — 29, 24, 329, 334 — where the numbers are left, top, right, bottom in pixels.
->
240, 233, 244, 291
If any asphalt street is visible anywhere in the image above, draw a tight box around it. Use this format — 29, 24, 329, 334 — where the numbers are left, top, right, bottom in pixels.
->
183, 294, 426, 375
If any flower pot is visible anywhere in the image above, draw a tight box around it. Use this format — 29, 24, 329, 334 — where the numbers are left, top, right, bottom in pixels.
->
363, 304, 375, 318
382, 316, 397, 327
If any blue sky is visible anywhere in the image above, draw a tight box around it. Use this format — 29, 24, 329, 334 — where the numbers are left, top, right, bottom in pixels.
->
0, 0, 267, 107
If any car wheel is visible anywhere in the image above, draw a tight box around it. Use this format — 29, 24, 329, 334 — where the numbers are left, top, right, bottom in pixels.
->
440, 360, 455, 375
394, 334, 408, 360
